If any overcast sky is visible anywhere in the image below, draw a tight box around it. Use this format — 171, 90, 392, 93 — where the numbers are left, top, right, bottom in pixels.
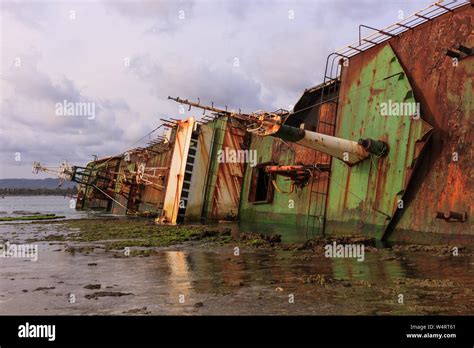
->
0, 0, 433, 179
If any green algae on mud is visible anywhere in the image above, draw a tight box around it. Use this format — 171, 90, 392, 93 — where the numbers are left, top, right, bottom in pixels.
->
30, 218, 282, 250
49, 218, 235, 249
0, 214, 66, 221
21, 218, 289, 258
27, 218, 472, 260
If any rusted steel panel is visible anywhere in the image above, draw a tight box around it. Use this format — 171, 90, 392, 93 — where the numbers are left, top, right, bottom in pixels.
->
111, 155, 140, 214
200, 117, 227, 219
239, 84, 338, 240
384, 4, 473, 243
209, 120, 246, 220
239, 138, 331, 239
288, 80, 339, 132
319, 4, 473, 244
325, 43, 433, 239
192, 117, 247, 221
137, 142, 173, 214
316, 102, 337, 165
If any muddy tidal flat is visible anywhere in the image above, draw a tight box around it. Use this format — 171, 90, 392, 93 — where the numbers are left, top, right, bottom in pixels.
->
1, 218, 473, 315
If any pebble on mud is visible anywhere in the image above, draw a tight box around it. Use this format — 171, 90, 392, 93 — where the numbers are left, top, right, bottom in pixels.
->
390, 244, 471, 256
299, 274, 333, 286
395, 278, 457, 288
33, 287, 55, 291
294, 235, 376, 251
381, 255, 405, 261
238, 232, 282, 247
84, 284, 101, 290
122, 306, 150, 314
85, 291, 134, 300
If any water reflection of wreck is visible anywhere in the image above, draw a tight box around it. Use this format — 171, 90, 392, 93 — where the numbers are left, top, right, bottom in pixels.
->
37, 1, 472, 245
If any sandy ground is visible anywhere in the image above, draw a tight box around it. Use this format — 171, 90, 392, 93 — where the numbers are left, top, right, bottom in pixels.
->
1, 218, 473, 315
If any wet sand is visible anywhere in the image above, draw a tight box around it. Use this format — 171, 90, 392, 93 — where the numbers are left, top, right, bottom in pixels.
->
1, 219, 473, 315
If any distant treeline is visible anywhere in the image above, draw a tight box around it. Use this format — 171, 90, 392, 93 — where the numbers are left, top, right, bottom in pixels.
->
0, 187, 78, 196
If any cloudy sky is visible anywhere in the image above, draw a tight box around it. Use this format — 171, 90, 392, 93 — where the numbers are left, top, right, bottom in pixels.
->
0, 0, 433, 179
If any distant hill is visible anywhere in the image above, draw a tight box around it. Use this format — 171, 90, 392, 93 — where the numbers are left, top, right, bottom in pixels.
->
0, 178, 77, 189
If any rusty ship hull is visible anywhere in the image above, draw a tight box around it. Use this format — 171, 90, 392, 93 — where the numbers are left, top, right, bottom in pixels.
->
73, 1, 473, 245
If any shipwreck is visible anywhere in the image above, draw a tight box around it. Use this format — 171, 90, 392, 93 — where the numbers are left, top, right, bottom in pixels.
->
34, 0, 473, 245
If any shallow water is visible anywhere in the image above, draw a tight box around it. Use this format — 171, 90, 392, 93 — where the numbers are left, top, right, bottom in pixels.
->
0, 195, 90, 220
1, 220, 473, 315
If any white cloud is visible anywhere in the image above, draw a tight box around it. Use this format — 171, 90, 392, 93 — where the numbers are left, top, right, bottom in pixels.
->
0, 0, 434, 178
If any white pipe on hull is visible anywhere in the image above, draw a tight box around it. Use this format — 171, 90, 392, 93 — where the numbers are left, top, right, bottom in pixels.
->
295, 131, 369, 165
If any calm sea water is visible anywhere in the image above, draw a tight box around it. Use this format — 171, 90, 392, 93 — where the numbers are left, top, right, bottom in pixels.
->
0, 198, 473, 315
0, 195, 89, 220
